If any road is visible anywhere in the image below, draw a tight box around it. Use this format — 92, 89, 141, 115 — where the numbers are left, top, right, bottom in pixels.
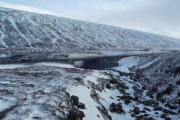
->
0, 49, 179, 64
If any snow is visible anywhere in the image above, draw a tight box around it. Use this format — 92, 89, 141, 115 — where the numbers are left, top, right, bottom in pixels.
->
0, 63, 29, 69
0, 99, 13, 111
8, 17, 32, 48
69, 85, 104, 120
0, 24, 8, 48
139, 56, 161, 69
74, 61, 84, 67
98, 87, 135, 120
0, 53, 7, 58
0, 62, 75, 69
36, 62, 75, 68
1, 7, 180, 52
114, 57, 139, 73
68, 53, 101, 59
99, 89, 120, 105
68, 70, 109, 120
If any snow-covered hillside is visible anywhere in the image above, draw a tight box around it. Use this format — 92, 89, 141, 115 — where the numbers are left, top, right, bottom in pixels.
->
0, 7, 180, 51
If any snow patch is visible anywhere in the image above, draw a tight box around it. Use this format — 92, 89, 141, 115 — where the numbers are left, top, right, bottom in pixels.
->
69, 85, 104, 120
36, 62, 75, 68
0, 53, 7, 58
114, 57, 139, 73
0, 99, 13, 111
83, 70, 108, 84
0, 62, 75, 69
74, 61, 84, 67
139, 57, 161, 69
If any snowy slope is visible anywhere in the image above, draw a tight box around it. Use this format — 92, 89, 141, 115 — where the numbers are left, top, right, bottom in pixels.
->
0, 7, 180, 51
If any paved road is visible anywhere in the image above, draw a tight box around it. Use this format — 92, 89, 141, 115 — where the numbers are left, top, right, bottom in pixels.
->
0, 49, 179, 64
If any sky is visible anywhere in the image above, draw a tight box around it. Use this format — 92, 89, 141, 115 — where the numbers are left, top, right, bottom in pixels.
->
0, 0, 180, 39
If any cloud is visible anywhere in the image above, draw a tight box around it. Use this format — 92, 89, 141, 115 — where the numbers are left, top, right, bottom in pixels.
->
70, 0, 180, 39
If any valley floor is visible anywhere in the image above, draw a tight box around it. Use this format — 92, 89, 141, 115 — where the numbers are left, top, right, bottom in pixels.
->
0, 56, 179, 120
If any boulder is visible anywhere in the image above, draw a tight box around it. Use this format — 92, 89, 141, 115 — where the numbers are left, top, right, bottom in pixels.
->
71, 95, 79, 106
67, 109, 85, 120
133, 107, 140, 115
78, 102, 85, 109
116, 103, 125, 114
109, 103, 125, 114
109, 103, 116, 112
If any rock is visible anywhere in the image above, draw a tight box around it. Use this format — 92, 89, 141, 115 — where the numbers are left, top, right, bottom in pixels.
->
118, 95, 133, 105
24, 84, 34, 87
165, 103, 177, 109
160, 114, 171, 120
90, 89, 99, 102
135, 114, 149, 120
0, 89, 13, 95
156, 84, 174, 101
133, 107, 140, 114
74, 77, 82, 81
156, 93, 165, 103
177, 92, 180, 97
162, 109, 176, 115
65, 92, 70, 98
153, 107, 162, 111
67, 109, 85, 120
146, 117, 155, 120
116, 103, 125, 114
78, 102, 85, 109
78, 111, 85, 119
154, 106, 176, 115
117, 82, 129, 89
142, 110, 146, 113
109, 103, 125, 114
150, 86, 158, 94
176, 80, 180, 85
178, 109, 180, 113
67, 110, 78, 120
70, 95, 79, 106
165, 117, 171, 120
174, 67, 180, 76
155, 112, 159, 114
163, 84, 174, 95
109, 78, 117, 84
97, 106, 112, 120
74, 77, 84, 84
141, 100, 159, 107
142, 86, 146, 90
32, 116, 42, 120
106, 83, 111, 89
160, 114, 166, 118
97, 114, 100, 118
0, 105, 17, 120
133, 96, 139, 101
109, 103, 116, 112
144, 107, 151, 112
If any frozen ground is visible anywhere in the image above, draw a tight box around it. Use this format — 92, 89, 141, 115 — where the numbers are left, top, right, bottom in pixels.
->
0, 54, 179, 120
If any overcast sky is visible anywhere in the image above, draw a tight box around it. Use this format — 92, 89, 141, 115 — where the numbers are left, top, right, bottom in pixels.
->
0, 0, 180, 39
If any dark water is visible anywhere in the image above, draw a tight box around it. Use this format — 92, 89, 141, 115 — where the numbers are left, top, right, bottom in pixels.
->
75, 58, 119, 70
